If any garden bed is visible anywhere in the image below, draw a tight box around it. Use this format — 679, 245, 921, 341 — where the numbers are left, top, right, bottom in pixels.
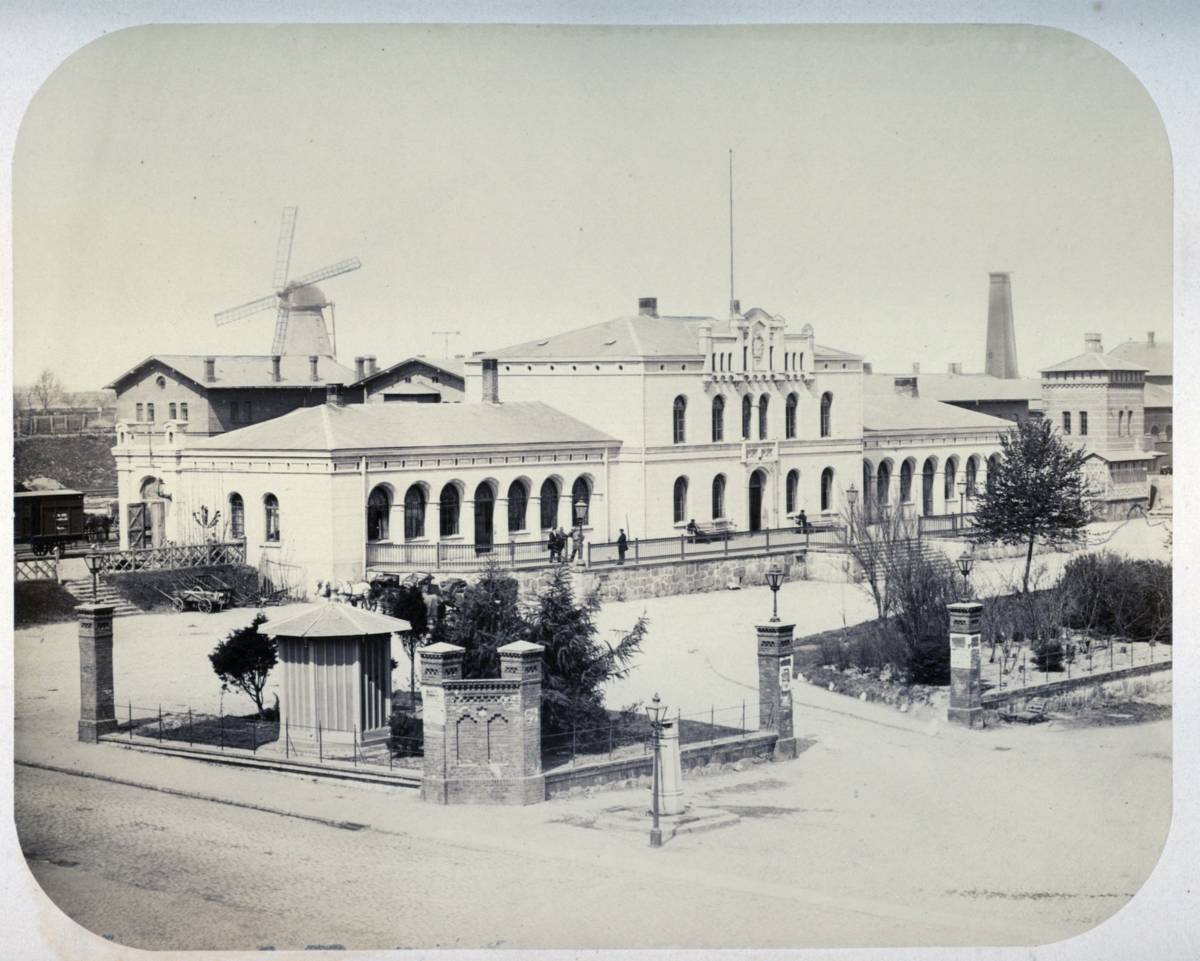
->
108, 564, 261, 612
14, 580, 80, 628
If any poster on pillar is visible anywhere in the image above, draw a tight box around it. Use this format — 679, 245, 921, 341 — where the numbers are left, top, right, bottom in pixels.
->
779, 655, 793, 692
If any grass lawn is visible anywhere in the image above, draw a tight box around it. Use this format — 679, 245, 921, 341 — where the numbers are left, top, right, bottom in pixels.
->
14, 580, 79, 628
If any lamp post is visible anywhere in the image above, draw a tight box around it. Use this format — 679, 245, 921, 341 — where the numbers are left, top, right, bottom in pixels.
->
645, 693, 667, 848
765, 565, 785, 622
573, 498, 587, 527
845, 483, 859, 544
956, 548, 974, 599
83, 552, 103, 602
957, 478, 967, 516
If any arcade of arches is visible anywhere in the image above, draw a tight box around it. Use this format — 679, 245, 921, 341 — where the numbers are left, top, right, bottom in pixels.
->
861, 453, 998, 517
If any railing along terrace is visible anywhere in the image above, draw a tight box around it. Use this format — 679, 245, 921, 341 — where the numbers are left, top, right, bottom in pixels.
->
917, 512, 977, 537
94, 541, 247, 574
587, 522, 845, 567
367, 538, 554, 573
15, 556, 59, 582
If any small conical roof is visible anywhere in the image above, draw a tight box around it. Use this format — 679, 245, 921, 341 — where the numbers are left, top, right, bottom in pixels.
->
264, 603, 411, 638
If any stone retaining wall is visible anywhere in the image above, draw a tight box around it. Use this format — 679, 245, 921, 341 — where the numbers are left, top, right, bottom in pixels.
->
980, 659, 1171, 712
574, 552, 810, 603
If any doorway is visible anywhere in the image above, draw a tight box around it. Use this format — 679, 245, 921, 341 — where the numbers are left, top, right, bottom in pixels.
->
473, 483, 495, 554
748, 469, 766, 532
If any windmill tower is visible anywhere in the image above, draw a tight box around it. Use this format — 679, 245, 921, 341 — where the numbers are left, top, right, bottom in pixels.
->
214, 207, 361, 357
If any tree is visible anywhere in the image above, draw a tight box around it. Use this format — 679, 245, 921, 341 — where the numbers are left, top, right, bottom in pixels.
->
431, 561, 527, 678
970, 418, 1095, 592
524, 564, 648, 739
837, 502, 919, 620
376, 582, 430, 698
29, 369, 64, 410
209, 612, 276, 716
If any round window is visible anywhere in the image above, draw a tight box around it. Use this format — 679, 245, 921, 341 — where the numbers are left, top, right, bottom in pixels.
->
155, 375, 167, 389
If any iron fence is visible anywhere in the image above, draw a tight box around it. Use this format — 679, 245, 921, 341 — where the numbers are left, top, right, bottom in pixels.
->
917, 512, 977, 537
117, 703, 422, 771
980, 634, 1171, 694
367, 538, 553, 573
586, 523, 845, 567
95, 541, 247, 574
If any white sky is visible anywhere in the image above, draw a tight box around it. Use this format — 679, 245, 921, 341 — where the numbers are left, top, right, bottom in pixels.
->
13, 24, 1171, 390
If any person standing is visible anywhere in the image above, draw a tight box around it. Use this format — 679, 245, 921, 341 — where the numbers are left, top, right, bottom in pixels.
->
569, 524, 584, 564
617, 528, 628, 565
555, 526, 567, 563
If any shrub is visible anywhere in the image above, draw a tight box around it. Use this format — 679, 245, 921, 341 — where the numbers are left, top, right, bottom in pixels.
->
1060, 553, 1172, 644
14, 580, 79, 627
209, 612, 276, 716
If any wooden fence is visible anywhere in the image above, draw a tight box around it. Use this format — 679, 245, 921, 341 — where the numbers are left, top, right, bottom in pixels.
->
93, 541, 247, 574
15, 556, 59, 582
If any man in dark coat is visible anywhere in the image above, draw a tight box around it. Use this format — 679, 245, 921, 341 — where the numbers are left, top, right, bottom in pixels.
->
617, 529, 628, 565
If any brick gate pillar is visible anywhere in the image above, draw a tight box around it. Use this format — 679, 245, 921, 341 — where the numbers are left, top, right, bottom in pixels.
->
78, 604, 118, 742
419, 641, 464, 804
947, 601, 984, 728
498, 640, 546, 804
757, 622, 797, 759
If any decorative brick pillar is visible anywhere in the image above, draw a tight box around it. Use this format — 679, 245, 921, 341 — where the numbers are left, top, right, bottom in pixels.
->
757, 622, 797, 759
947, 601, 983, 728
78, 604, 118, 742
420, 640, 546, 805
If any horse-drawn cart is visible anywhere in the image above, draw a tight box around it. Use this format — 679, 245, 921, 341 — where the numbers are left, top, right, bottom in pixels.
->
164, 585, 232, 614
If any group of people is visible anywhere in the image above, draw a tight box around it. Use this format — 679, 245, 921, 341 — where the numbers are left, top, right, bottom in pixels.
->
547, 525, 585, 564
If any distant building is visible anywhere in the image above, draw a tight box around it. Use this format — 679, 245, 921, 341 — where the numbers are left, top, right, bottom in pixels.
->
865, 366, 1041, 424
1041, 333, 1157, 519
349, 356, 466, 404
1109, 330, 1172, 470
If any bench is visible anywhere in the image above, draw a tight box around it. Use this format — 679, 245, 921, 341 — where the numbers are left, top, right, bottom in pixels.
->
687, 521, 735, 543
1003, 698, 1049, 724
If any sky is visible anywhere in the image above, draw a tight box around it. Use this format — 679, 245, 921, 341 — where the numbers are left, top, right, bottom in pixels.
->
13, 23, 1172, 391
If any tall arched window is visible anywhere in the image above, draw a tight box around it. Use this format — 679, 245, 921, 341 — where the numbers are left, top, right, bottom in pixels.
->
367, 486, 391, 541
876, 461, 892, 507
741, 395, 753, 439
673, 395, 687, 444
571, 476, 591, 526
439, 484, 460, 537
900, 460, 914, 503
673, 476, 689, 524
820, 392, 833, 437
1127, 409, 1134, 435
965, 456, 979, 498
820, 467, 834, 512
944, 457, 958, 504
404, 485, 426, 540
712, 474, 726, 519
785, 393, 798, 439
228, 493, 245, 540
786, 469, 800, 514
263, 494, 280, 542
986, 455, 1000, 494
711, 395, 725, 442
507, 480, 528, 532
758, 394, 770, 440
539, 478, 559, 530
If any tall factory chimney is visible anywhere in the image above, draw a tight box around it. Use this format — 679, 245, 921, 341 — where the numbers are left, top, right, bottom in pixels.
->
984, 272, 1020, 379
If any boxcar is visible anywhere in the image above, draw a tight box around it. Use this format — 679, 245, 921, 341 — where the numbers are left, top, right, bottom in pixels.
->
14, 489, 86, 553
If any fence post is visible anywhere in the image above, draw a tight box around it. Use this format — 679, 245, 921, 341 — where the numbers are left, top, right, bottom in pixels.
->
220, 710, 225, 749
680, 535, 685, 561
741, 700, 746, 739
252, 718, 258, 754
188, 708, 193, 746
285, 719, 289, 759
129, 701, 133, 740
608, 721, 613, 759
766, 527, 771, 551
354, 725, 359, 767
158, 705, 163, 742
318, 722, 323, 762
711, 705, 715, 744
635, 539, 640, 564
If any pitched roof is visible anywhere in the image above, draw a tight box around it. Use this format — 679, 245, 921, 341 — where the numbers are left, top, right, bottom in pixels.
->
1041, 351, 1146, 374
264, 603, 412, 638
351, 356, 466, 388
865, 372, 1041, 403
1109, 337, 1172, 378
106, 354, 357, 391
188, 400, 617, 453
1144, 382, 1173, 408
486, 311, 859, 361
863, 393, 1015, 433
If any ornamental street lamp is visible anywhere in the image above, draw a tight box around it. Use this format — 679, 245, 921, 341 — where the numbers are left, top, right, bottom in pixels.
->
956, 548, 974, 598
83, 552, 103, 602
957, 477, 968, 516
765, 565, 785, 622
845, 483, 859, 544
645, 693, 667, 848
573, 498, 587, 527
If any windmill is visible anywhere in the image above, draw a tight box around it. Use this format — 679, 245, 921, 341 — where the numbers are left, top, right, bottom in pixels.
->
214, 207, 361, 357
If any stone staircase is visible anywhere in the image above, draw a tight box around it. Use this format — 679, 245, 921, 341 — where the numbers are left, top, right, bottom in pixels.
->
60, 577, 142, 617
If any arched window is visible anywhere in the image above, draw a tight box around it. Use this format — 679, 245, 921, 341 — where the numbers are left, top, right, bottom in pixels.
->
741, 395, 752, 439
876, 461, 891, 507
819, 392, 832, 438
712, 474, 726, 519
367, 486, 391, 541
571, 476, 591, 526
439, 484, 460, 537
673, 476, 689, 525
785, 393, 798, 439
944, 458, 958, 504
404, 485, 426, 540
965, 456, 979, 498
264, 494, 280, 542
900, 460, 914, 503
228, 493, 245, 540
539, 478, 559, 530
673, 395, 687, 444
786, 469, 800, 514
758, 394, 769, 440
921, 458, 936, 516
820, 467, 834, 512
986, 454, 1000, 494
711, 395, 725, 442
507, 480, 528, 532
1150, 424, 1160, 439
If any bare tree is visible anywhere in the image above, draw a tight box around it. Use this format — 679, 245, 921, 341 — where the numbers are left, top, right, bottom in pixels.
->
837, 502, 922, 620
28, 369, 64, 410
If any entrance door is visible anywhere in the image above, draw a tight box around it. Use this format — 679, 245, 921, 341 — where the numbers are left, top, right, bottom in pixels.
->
473, 483, 495, 555
922, 459, 935, 517
748, 470, 765, 532
127, 502, 149, 548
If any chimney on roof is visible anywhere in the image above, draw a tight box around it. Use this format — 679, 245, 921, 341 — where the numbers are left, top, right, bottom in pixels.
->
204, 357, 216, 383
1084, 332, 1103, 353
325, 384, 344, 407
365, 355, 377, 375
309, 355, 320, 381
985, 272, 1020, 379
948, 362, 963, 375
893, 376, 919, 398
271, 355, 282, 382
862, 361, 873, 374
911, 362, 920, 375
638, 297, 658, 317
354, 356, 365, 380
1147, 331, 1155, 346
730, 299, 741, 317
481, 358, 500, 404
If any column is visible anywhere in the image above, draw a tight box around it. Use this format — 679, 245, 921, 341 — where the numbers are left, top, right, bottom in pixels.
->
420, 642, 463, 804
947, 601, 983, 728
78, 604, 118, 742
756, 622, 797, 759
498, 640, 546, 804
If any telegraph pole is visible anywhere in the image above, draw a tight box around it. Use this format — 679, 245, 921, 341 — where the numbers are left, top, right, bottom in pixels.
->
432, 330, 462, 357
